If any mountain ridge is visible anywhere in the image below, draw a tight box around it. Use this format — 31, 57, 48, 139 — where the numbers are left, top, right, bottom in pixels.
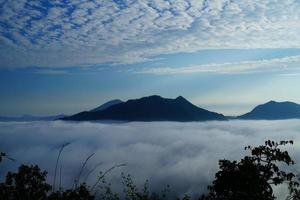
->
90, 99, 123, 112
238, 100, 300, 120
3, 99, 300, 122
62, 95, 226, 122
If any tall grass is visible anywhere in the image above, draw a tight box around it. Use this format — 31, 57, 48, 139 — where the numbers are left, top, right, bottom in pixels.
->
52, 142, 70, 192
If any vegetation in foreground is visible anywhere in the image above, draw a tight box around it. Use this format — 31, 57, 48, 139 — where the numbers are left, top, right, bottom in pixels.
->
1, 140, 300, 200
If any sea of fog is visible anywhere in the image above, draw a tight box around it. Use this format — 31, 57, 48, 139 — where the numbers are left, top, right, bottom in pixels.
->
1, 120, 300, 199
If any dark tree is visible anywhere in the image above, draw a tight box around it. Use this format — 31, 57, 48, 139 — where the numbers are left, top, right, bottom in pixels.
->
0, 164, 95, 200
48, 183, 94, 200
201, 140, 299, 200
0, 164, 51, 200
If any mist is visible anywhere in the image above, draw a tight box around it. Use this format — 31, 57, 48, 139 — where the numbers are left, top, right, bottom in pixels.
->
1, 120, 300, 199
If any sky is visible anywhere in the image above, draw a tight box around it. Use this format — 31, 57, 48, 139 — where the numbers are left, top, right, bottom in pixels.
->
1, 0, 300, 116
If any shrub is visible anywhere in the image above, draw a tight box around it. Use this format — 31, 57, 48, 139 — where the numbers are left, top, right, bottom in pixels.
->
0, 164, 51, 200
201, 140, 299, 200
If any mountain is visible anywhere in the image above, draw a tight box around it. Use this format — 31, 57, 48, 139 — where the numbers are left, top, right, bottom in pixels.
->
62, 95, 226, 122
0, 114, 66, 122
238, 101, 300, 120
90, 99, 123, 112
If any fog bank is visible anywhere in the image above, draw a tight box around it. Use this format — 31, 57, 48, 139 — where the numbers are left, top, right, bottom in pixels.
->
1, 120, 300, 199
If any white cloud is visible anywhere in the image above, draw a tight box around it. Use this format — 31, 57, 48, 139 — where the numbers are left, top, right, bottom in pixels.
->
32, 69, 70, 75
279, 73, 300, 77
137, 55, 300, 74
1, 120, 300, 199
1, 0, 300, 68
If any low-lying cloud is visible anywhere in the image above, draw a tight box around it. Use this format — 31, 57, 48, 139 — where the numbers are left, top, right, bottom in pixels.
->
1, 120, 300, 199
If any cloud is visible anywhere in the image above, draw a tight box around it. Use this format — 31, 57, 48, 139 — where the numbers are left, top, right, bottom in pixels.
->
32, 69, 70, 75
1, 0, 300, 68
279, 72, 300, 77
1, 120, 300, 199
136, 55, 300, 74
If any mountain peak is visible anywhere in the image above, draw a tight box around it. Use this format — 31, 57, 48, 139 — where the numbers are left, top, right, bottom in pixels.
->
264, 100, 298, 106
130, 95, 164, 103
146, 95, 163, 99
176, 96, 186, 100
90, 99, 123, 112
63, 95, 226, 121
238, 100, 300, 120
175, 96, 190, 103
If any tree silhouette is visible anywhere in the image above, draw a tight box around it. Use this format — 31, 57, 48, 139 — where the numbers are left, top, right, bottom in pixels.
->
201, 140, 299, 200
0, 164, 51, 200
0, 164, 95, 200
48, 183, 94, 200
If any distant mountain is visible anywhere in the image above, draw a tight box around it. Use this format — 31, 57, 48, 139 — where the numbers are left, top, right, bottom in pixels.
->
0, 114, 65, 122
62, 95, 226, 122
90, 99, 123, 112
238, 101, 300, 120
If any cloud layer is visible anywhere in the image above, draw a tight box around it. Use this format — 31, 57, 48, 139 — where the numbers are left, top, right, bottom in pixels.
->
137, 55, 300, 74
1, 0, 300, 68
1, 120, 300, 199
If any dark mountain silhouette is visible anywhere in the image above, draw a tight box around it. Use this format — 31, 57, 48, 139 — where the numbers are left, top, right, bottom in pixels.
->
238, 101, 300, 120
0, 114, 66, 122
90, 99, 123, 112
62, 95, 226, 122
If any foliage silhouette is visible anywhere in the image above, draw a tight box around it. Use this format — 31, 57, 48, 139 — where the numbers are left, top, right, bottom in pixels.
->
91, 164, 126, 192
121, 173, 170, 200
73, 152, 95, 189
0, 164, 51, 200
1, 140, 300, 200
0, 164, 94, 200
201, 140, 299, 200
48, 183, 94, 200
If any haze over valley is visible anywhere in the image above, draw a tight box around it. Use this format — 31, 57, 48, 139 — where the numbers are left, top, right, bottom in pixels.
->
1, 120, 300, 199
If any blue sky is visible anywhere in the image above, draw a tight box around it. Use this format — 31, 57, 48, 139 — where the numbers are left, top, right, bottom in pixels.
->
1, 0, 300, 116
